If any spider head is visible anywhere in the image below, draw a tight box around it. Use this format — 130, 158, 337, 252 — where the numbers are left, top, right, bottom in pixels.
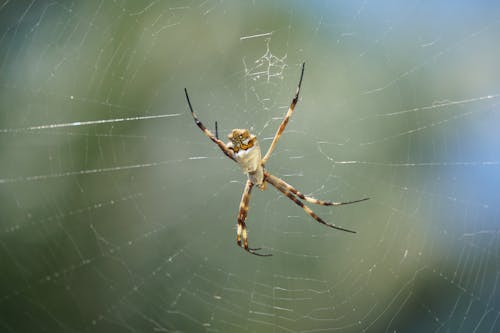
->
228, 129, 256, 153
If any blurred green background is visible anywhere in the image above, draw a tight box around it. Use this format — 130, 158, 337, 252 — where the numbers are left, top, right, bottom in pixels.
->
1, 1, 500, 332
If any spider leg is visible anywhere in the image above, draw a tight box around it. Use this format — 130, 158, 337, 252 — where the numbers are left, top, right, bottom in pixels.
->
265, 172, 369, 206
237, 179, 272, 257
184, 88, 236, 162
261, 62, 305, 165
265, 173, 357, 233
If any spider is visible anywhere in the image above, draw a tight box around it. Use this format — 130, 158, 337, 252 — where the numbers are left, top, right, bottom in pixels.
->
184, 62, 369, 256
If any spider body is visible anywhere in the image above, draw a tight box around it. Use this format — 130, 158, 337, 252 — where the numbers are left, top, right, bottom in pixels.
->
185, 62, 369, 256
227, 129, 265, 188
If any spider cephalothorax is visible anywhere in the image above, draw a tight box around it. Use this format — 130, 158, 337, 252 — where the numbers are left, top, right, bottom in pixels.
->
227, 129, 256, 153
185, 62, 369, 256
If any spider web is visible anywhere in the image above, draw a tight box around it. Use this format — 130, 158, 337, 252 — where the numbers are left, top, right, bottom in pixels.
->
1, 1, 500, 332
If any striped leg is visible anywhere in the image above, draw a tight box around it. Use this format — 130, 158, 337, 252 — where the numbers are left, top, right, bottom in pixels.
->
265, 172, 369, 206
184, 88, 236, 162
237, 180, 272, 256
265, 173, 357, 233
261, 62, 305, 165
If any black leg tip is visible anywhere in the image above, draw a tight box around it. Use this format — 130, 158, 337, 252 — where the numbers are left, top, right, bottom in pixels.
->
244, 247, 273, 257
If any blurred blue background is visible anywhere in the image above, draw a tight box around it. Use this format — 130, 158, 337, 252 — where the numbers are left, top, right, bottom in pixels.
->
1, 1, 500, 332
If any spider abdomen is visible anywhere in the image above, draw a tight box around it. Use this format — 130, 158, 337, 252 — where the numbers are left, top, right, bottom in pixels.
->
234, 144, 260, 171
233, 141, 264, 186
